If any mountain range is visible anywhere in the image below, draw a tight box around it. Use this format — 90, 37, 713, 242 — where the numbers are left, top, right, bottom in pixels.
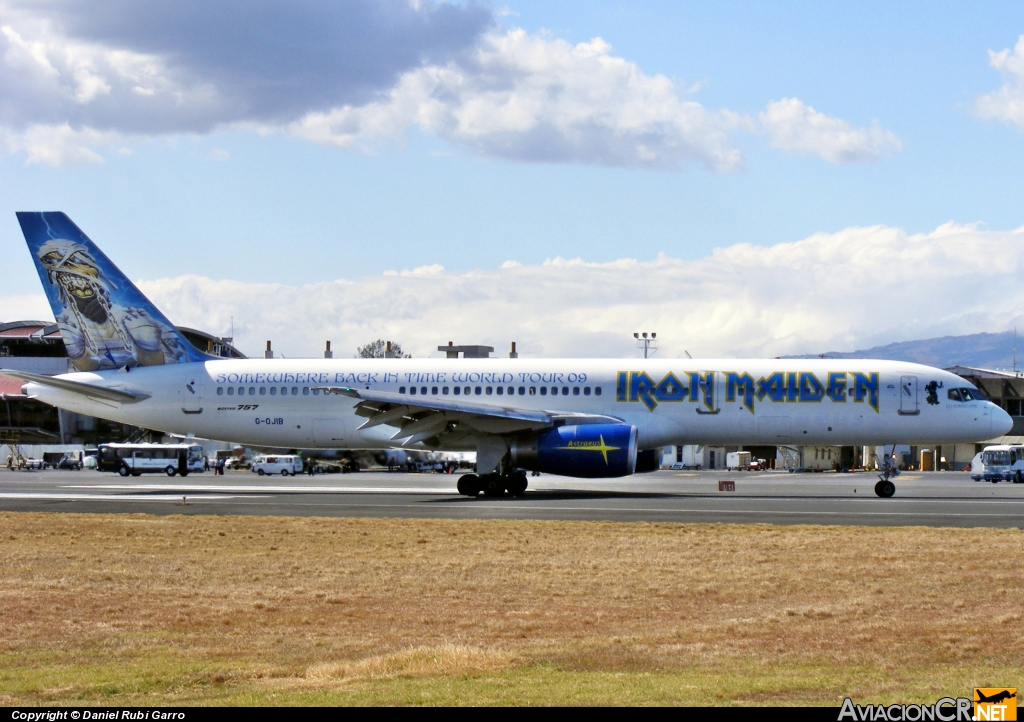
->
785, 331, 1021, 370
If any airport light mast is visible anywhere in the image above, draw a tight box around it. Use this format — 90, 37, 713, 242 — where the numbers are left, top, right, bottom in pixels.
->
634, 332, 658, 359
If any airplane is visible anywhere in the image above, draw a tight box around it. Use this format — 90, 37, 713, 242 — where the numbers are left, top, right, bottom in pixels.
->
975, 690, 1016, 705
2, 212, 1012, 499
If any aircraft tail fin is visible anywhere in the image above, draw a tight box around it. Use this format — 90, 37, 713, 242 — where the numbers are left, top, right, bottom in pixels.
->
16, 212, 216, 371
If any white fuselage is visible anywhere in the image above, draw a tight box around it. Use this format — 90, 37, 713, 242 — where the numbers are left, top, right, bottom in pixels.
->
23, 358, 1010, 450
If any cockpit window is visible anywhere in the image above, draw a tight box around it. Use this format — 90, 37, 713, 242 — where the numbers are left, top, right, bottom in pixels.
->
947, 389, 963, 402
961, 388, 983, 401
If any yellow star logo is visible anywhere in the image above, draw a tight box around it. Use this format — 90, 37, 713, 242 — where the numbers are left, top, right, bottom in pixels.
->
560, 435, 620, 465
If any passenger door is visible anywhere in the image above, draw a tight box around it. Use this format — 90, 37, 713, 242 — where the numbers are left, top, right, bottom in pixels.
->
899, 376, 919, 416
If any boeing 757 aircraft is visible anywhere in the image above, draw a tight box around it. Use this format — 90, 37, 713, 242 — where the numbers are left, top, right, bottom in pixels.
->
4, 212, 1011, 498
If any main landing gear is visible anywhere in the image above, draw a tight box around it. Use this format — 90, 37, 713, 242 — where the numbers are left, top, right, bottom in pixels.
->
457, 471, 528, 498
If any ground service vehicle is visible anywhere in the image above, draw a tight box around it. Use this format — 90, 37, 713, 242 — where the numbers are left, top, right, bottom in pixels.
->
1001, 444, 1024, 483
98, 443, 205, 477
976, 445, 1012, 483
5, 212, 1013, 499
251, 454, 304, 476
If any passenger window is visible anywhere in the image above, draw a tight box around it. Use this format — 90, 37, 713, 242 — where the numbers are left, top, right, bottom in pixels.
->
509, 387, 515, 395
421, 386, 428, 395
292, 387, 298, 395
551, 387, 558, 395
573, 387, 580, 396
529, 387, 536, 395
947, 389, 962, 402
486, 387, 493, 395
410, 387, 417, 395
442, 386, 449, 395
584, 387, 591, 396
561, 387, 569, 396
519, 386, 526, 395
270, 387, 277, 395
303, 387, 309, 395
399, 387, 406, 394
226, 387, 233, 396
432, 386, 438, 395
281, 387, 287, 395
475, 386, 482, 395
496, 387, 503, 395
313, 389, 320, 396
453, 387, 461, 395
595, 387, 602, 396
249, 387, 256, 395
217, 387, 224, 396
260, 387, 267, 395
540, 387, 548, 396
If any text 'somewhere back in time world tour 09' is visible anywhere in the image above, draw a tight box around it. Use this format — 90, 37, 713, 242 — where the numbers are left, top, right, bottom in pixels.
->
3, 212, 1012, 498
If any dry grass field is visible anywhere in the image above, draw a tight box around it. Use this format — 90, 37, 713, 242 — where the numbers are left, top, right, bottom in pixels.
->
0, 511, 1021, 706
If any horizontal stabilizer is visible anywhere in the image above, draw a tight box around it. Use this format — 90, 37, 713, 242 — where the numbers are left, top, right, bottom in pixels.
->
0, 369, 150, 404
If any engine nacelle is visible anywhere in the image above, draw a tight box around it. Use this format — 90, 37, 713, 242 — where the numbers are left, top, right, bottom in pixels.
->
510, 423, 638, 478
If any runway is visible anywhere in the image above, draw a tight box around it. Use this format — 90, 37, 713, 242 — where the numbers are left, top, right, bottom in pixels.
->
2, 467, 1023, 527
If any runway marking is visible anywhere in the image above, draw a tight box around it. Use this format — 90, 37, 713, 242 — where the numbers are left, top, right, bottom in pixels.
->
54, 484, 1024, 502
0, 493, 246, 501
63, 484, 462, 495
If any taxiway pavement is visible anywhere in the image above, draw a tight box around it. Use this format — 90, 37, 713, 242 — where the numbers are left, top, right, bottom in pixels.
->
1, 468, 1022, 527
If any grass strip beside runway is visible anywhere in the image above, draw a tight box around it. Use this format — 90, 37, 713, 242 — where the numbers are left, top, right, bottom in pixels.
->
0, 512, 1021, 706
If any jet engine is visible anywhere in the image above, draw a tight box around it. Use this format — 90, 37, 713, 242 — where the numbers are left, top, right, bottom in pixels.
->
510, 423, 638, 478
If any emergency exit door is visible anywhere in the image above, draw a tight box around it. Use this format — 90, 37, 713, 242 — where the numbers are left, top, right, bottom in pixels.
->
899, 375, 919, 416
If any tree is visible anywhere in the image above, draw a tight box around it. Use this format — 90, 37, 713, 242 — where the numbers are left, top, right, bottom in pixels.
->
356, 339, 410, 358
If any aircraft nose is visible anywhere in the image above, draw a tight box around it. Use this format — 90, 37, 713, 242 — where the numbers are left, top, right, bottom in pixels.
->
992, 404, 1013, 437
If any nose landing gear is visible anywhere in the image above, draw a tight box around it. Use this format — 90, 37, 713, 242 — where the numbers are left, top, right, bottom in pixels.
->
874, 479, 896, 498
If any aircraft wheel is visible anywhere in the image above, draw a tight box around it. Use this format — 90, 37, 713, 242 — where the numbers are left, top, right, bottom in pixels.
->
874, 480, 895, 498
166, 466, 177, 477
118, 465, 130, 477
483, 476, 505, 497
457, 474, 480, 497
506, 472, 528, 497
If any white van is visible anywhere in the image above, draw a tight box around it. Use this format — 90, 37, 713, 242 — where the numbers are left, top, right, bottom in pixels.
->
252, 455, 304, 476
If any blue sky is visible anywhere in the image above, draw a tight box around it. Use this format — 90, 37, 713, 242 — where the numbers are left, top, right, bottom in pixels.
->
2, 1, 1024, 358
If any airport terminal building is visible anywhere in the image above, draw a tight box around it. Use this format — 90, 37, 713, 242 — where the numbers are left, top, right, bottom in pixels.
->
0, 320, 243, 447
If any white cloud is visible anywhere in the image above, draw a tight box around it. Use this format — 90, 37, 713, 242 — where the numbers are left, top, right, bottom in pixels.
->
0, 221, 1000, 361
0, 4, 899, 169
288, 30, 746, 171
759, 98, 902, 163
0, 123, 123, 165
974, 35, 1024, 129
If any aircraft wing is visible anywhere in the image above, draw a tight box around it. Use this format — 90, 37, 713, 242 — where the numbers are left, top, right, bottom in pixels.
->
317, 386, 622, 445
0, 369, 151, 404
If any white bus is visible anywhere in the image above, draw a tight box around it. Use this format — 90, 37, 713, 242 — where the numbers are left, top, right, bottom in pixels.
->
974, 444, 1013, 483
98, 443, 205, 477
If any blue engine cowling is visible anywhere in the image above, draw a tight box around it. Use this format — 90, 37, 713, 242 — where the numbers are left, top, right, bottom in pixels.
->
509, 423, 638, 478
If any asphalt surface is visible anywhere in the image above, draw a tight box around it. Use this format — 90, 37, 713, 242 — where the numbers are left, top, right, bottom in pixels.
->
1, 467, 1023, 527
